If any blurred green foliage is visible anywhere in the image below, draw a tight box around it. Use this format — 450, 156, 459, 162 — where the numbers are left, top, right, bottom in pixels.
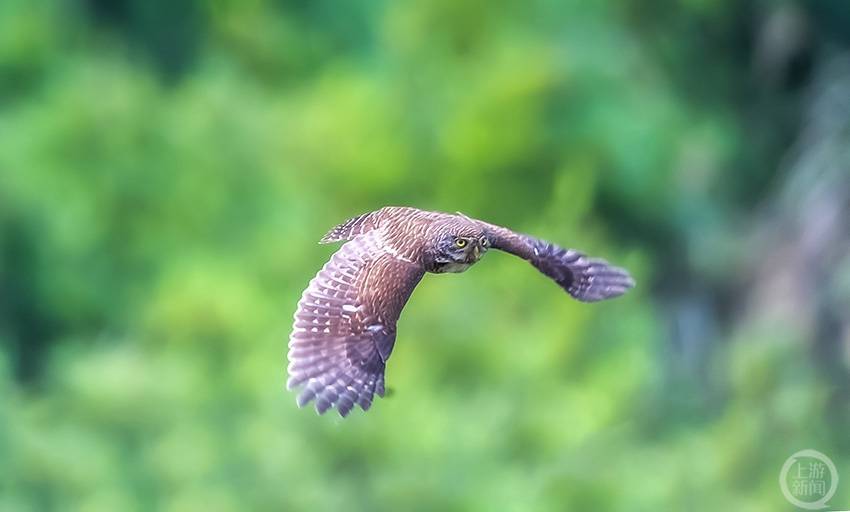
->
1, 0, 849, 511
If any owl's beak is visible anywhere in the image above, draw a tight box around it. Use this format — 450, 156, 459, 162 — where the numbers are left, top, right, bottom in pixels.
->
471, 245, 481, 261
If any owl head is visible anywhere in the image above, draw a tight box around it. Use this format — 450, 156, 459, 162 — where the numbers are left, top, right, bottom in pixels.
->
431, 227, 489, 272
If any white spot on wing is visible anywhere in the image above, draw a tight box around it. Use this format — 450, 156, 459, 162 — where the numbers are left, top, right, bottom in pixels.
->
342, 304, 359, 313
378, 233, 414, 263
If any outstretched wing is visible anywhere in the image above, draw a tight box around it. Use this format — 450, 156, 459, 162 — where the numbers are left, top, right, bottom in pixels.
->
480, 222, 634, 302
287, 230, 425, 417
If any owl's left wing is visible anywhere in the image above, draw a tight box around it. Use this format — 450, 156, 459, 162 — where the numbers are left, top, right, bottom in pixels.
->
479, 221, 634, 302
287, 230, 425, 417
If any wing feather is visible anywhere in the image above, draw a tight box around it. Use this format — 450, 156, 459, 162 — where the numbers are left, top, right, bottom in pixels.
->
287, 230, 424, 417
479, 222, 634, 302
319, 211, 381, 243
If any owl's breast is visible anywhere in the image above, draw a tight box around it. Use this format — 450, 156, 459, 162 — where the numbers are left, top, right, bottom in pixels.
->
434, 261, 474, 273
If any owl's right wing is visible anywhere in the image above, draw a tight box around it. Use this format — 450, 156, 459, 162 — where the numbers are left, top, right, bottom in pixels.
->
287, 230, 425, 417
480, 222, 634, 302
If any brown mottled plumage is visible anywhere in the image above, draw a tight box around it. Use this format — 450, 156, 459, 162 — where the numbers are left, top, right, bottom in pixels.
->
287, 206, 635, 417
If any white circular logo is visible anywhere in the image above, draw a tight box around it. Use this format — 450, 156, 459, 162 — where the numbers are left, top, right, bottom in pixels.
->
780, 449, 839, 510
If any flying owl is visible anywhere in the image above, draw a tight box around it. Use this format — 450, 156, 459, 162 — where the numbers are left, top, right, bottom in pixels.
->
287, 206, 634, 417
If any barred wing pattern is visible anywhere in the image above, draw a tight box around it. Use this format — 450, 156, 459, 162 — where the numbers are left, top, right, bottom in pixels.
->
287, 230, 424, 417
319, 211, 380, 244
481, 223, 634, 302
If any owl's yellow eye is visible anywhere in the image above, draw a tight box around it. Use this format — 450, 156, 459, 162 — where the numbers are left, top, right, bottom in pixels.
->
455, 238, 467, 248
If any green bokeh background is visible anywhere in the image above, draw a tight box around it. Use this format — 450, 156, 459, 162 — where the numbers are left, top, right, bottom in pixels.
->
1, 1, 849, 510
